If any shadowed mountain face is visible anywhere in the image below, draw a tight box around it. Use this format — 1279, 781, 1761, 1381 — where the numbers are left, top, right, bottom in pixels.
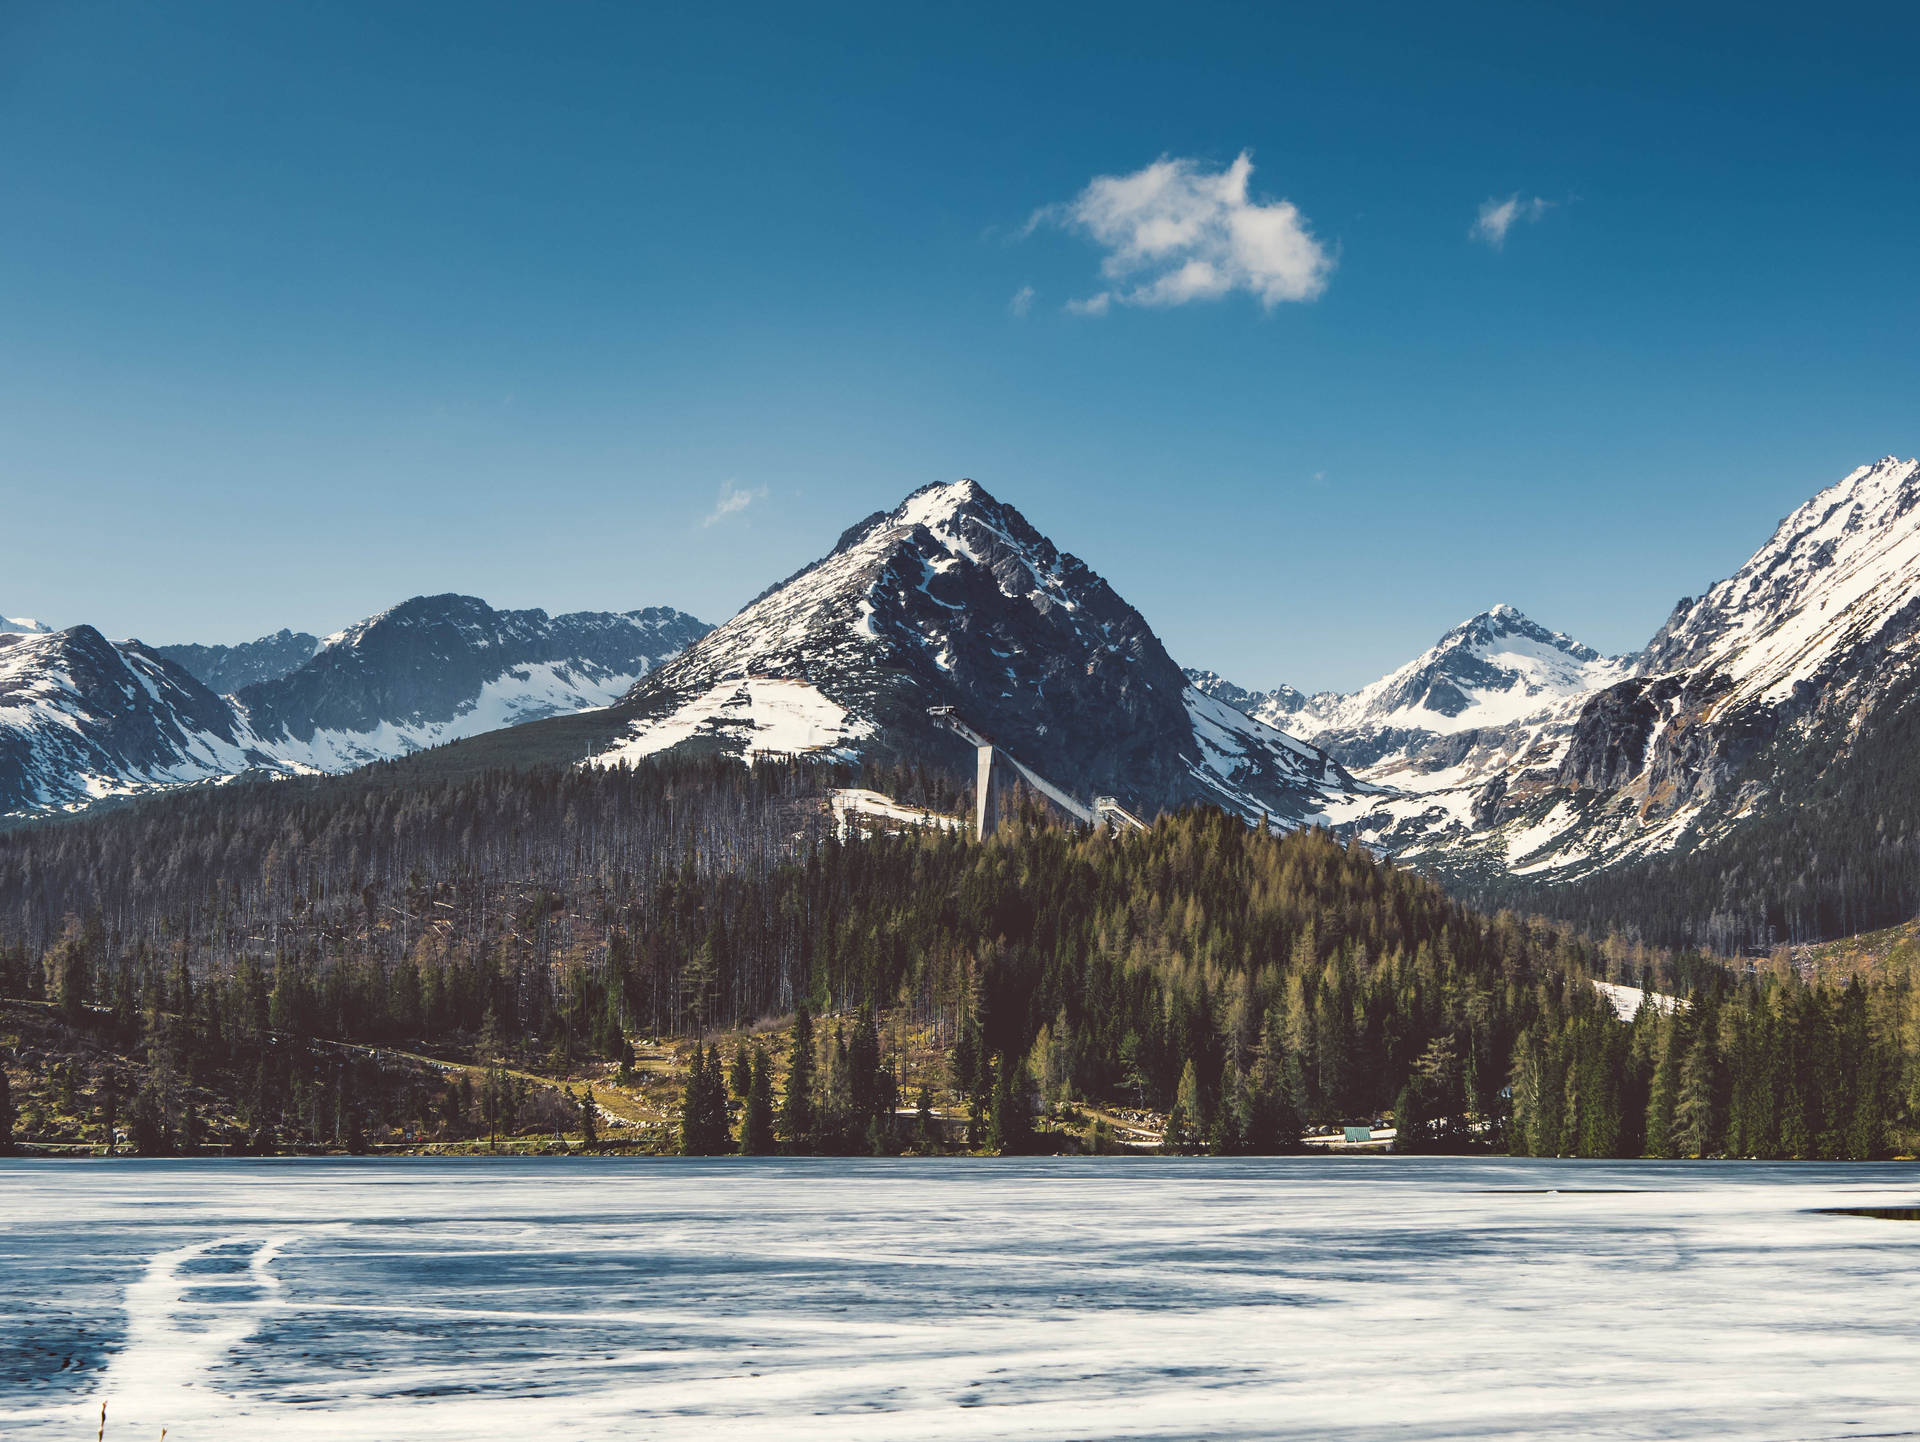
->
155, 630, 321, 693
589, 479, 1360, 824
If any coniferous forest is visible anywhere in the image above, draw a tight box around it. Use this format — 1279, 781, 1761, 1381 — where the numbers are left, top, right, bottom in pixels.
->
0, 756, 1912, 1159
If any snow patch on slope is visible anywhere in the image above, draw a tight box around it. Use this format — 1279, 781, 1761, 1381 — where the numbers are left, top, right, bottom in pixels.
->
594, 680, 873, 767
255, 660, 653, 771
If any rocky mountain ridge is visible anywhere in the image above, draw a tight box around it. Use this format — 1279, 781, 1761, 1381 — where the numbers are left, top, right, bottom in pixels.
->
1195, 456, 1920, 886
156, 629, 322, 693
0, 597, 709, 816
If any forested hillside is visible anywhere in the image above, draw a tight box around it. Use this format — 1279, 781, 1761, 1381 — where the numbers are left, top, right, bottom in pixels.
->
0, 757, 1910, 1158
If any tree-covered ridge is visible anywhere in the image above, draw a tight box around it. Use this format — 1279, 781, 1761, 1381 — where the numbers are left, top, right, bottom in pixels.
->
0, 757, 1911, 1158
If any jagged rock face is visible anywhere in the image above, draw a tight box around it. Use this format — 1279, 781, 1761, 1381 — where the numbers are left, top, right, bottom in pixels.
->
1556, 677, 1680, 792
596, 480, 1359, 823
156, 629, 321, 693
0, 626, 268, 814
1184, 671, 1315, 725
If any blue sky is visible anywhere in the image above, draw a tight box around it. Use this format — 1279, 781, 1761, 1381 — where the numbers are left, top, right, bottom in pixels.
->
3, 2, 1916, 691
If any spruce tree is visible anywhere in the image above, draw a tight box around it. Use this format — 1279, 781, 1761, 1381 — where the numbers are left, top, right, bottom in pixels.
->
967, 1052, 994, 1150
1243, 1010, 1301, 1154
1208, 1060, 1247, 1155
1673, 1002, 1724, 1158
1165, 1060, 1203, 1154
679, 1043, 733, 1155
0, 1067, 13, 1156
580, 1086, 598, 1147
739, 1046, 775, 1155
989, 1053, 1033, 1155
780, 1004, 815, 1153
1644, 1012, 1687, 1158
729, 1042, 753, 1100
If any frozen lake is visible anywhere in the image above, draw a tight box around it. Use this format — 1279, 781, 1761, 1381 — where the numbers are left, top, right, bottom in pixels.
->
2, 1157, 1917, 1440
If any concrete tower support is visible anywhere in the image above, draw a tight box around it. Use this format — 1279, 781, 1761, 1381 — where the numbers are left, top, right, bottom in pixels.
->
975, 744, 999, 840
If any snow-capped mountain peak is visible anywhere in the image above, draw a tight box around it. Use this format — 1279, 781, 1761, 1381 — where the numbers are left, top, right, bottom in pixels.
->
2, 615, 52, 635
596, 478, 1361, 825
1335, 603, 1623, 735
1639, 455, 1920, 705
1193, 604, 1625, 752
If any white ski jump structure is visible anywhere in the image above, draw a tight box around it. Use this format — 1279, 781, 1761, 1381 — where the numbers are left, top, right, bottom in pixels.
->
927, 706, 1146, 840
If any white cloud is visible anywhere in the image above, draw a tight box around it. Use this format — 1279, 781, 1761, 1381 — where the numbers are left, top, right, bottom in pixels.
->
1031, 150, 1332, 313
702, 480, 767, 527
1471, 194, 1551, 249
1009, 284, 1035, 317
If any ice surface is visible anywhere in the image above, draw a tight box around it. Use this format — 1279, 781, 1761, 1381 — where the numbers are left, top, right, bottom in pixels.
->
4, 1157, 1919, 1441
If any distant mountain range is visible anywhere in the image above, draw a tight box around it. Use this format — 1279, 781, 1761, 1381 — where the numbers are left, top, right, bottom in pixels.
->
155, 629, 322, 693
8, 456, 1920, 943
0, 598, 709, 815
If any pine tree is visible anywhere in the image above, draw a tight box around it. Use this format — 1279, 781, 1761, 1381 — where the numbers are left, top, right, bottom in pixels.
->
1165, 1059, 1203, 1154
1644, 1012, 1687, 1158
780, 1003, 815, 1153
739, 1046, 775, 1154
580, 1086, 598, 1147
0, 1067, 14, 1157
1673, 1002, 1724, 1158
1208, 1060, 1247, 1155
1244, 1011, 1301, 1154
128, 1087, 170, 1156
967, 1049, 994, 1151
1393, 1077, 1429, 1153
989, 1053, 1033, 1155
729, 1042, 753, 1100
679, 1043, 733, 1155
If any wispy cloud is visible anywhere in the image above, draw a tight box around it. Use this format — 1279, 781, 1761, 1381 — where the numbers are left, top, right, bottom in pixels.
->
702, 480, 767, 527
1030, 150, 1332, 314
1471, 194, 1552, 249
1009, 284, 1036, 317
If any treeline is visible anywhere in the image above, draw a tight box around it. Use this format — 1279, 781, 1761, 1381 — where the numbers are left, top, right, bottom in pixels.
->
1506, 971, 1898, 1160
0, 997, 597, 1157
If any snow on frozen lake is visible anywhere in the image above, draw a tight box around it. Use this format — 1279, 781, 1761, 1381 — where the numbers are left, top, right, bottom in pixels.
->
3, 1156, 1918, 1440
